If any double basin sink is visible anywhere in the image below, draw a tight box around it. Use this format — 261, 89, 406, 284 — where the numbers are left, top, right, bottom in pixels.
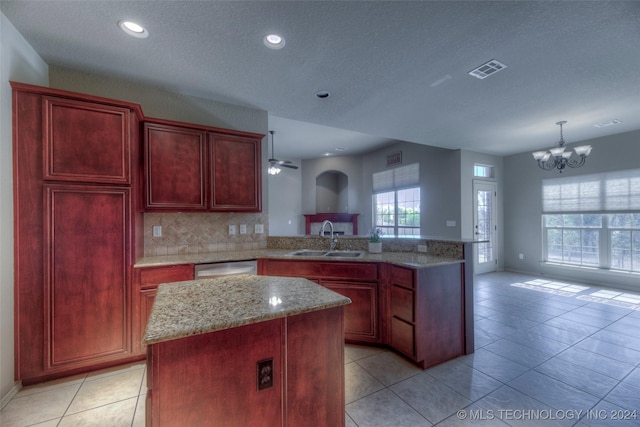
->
285, 249, 365, 259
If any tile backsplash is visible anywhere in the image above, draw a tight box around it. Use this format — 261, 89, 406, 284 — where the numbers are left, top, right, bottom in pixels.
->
143, 212, 268, 257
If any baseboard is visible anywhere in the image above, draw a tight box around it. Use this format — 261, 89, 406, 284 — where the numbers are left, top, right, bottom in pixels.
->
0, 381, 22, 411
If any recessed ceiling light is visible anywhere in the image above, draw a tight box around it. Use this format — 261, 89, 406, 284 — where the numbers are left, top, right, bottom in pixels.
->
594, 119, 622, 128
315, 90, 331, 99
118, 20, 149, 38
263, 33, 285, 49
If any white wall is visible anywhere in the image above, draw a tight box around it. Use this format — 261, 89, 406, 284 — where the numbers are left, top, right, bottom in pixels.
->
0, 11, 49, 406
504, 130, 640, 290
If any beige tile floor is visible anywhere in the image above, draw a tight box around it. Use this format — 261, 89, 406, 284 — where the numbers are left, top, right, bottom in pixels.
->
2, 271, 640, 426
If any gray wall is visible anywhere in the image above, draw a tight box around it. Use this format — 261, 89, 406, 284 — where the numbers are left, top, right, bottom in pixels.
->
504, 130, 640, 290
362, 141, 462, 238
301, 155, 364, 232
315, 171, 348, 213
267, 161, 303, 235
0, 11, 49, 405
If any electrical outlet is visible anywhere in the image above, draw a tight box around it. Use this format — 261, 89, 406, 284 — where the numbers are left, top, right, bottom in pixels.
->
417, 244, 427, 253
257, 358, 273, 391
446, 220, 456, 227
152, 225, 162, 237
254, 224, 264, 234
240, 224, 247, 234
519, 253, 524, 260
228, 225, 237, 235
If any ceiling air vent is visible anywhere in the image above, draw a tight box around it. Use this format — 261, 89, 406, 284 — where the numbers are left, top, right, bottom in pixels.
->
468, 59, 507, 79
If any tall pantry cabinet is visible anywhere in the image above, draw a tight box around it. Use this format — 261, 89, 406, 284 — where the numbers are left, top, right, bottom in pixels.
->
12, 82, 144, 384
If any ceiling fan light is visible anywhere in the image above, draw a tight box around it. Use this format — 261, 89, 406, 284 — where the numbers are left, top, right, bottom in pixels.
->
574, 145, 592, 156
268, 165, 281, 175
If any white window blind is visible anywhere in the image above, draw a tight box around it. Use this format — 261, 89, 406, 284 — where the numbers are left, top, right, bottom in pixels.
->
373, 163, 419, 192
542, 168, 640, 213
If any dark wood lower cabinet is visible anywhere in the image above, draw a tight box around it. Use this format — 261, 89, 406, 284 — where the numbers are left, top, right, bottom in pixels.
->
258, 259, 380, 343
388, 263, 464, 368
133, 264, 194, 354
146, 307, 345, 427
259, 258, 466, 369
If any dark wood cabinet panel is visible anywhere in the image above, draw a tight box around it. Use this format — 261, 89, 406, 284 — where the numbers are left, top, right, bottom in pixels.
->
391, 285, 414, 322
134, 264, 194, 354
322, 281, 378, 342
44, 185, 131, 369
147, 319, 284, 427
144, 123, 207, 210
210, 132, 261, 211
147, 307, 345, 427
143, 119, 263, 212
258, 259, 378, 282
43, 96, 131, 184
258, 259, 379, 343
391, 317, 415, 357
13, 82, 143, 384
286, 307, 345, 427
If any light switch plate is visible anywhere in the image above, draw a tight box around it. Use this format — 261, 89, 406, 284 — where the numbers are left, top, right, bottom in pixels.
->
255, 224, 264, 234
152, 225, 162, 237
446, 220, 456, 227
229, 225, 237, 235
240, 224, 247, 234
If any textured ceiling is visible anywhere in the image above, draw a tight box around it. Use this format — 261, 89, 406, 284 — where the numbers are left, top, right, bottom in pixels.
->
2, 1, 639, 160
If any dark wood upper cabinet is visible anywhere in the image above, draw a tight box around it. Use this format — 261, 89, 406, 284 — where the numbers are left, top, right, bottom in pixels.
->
43, 96, 131, 184
210, 132, 261, 212
143, 119, 263, 212
144, 123, 207, 210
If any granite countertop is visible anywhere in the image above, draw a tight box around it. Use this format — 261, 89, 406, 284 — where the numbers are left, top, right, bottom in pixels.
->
135, 248, 464, 269
142, 274, 351, 345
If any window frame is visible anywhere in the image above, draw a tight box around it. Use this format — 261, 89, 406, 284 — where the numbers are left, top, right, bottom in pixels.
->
540, 169, 640, 274
373, 186, 421, 237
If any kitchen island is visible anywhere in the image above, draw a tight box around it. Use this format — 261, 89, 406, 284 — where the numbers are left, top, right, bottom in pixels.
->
143, 274, 351, 427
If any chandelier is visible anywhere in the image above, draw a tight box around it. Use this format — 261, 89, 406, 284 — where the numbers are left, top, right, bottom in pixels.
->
532, 121, 592, 172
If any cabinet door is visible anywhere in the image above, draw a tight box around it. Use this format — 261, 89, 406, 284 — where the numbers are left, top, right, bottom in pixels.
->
209, 133, 261, 211
43, 96, 131, 184
44, 185, 131, 370
144, 123, 207, 210
321, 280, 378, 342
134, 264, 194, 354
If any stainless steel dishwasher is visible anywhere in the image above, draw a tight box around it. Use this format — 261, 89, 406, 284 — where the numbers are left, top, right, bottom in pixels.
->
194, 260, 258, 278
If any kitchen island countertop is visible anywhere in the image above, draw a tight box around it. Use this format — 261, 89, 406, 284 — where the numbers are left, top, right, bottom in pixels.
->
142, 274, 351, 345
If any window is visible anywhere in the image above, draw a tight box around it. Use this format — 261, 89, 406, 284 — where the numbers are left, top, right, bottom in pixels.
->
542, 169, 640, 273
373, 164, 420, 236
474, 164, 494, 178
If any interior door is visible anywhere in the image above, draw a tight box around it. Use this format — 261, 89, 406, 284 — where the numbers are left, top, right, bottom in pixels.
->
473, 181, 497, 274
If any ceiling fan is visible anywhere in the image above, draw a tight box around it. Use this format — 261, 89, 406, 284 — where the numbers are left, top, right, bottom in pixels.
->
268, 130, 298, 174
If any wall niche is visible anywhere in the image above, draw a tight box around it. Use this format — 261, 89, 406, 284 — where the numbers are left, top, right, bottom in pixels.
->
315, 170, 348, 213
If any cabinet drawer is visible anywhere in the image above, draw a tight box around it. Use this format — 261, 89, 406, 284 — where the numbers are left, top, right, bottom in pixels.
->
262, 260, 378, 281
389, 265, 414, 289
138, 264, 194, 289
391, 317, 415, 357
391, 285, 414, 322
